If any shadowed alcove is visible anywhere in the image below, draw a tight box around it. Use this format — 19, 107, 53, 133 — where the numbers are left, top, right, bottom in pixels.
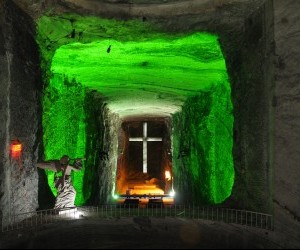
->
116, 119, 172, 196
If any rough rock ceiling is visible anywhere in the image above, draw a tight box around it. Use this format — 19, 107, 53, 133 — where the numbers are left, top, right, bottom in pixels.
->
38, 14, 228, 118
14, 0, 261, 19
15, 0, 263, 118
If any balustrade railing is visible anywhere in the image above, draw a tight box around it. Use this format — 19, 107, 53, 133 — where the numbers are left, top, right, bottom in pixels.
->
1, 205, 273, 233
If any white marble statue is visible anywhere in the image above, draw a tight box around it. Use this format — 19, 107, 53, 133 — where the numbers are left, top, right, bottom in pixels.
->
37, 155, 83, 209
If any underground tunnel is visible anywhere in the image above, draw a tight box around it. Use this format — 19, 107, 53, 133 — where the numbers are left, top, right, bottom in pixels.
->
39, 16, 234, 206
1, 0, 300, 248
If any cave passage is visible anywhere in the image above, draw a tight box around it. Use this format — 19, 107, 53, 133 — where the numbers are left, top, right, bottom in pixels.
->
37, 14, 234, 206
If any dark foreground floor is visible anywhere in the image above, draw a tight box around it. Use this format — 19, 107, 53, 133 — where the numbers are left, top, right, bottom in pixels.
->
0, 217, 280, 249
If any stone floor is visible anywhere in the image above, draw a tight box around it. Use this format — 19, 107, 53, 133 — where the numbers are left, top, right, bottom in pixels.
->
0, 217, 281, 249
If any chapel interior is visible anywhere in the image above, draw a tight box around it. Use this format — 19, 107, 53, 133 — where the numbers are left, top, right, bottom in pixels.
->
0, 0, 299, 248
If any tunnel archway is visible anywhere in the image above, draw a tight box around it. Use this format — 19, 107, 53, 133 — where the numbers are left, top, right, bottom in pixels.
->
37, 15, 234, 206
0, 1, 278, 234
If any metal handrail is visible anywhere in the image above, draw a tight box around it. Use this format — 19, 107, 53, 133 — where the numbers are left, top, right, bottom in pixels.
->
1, 205, 273, 233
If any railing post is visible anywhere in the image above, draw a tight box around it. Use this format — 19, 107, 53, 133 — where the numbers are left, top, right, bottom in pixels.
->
207, 207, 209, 220
221, 208, 223, 222
226, 208, 228, 223
193, 203, 195, 219
271, 216, 273, 230
256, 213, 258, 228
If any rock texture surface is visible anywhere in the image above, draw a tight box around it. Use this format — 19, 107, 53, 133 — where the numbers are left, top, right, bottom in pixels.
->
0, 1, 42, 227
97, 105, 121, 204
85, 92, 121, 204
220, 0, 274, 213
273, 0, 300, 247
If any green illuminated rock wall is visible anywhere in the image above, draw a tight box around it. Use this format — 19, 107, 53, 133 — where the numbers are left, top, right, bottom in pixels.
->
36, 13, 234, 206
43, 74, 87, 205
43, 80, 119, 206
172, 83, 234, 205
83, 91, 102, 205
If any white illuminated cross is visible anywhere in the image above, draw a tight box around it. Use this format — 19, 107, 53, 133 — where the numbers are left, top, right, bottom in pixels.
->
129, 122, 162, 173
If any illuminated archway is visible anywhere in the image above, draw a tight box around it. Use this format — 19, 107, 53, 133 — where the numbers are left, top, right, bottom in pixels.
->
37, 15, 234, 205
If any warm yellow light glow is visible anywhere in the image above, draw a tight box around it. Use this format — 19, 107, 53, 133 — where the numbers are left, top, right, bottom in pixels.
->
165, 171, 171, 181
129, 184, 165, 195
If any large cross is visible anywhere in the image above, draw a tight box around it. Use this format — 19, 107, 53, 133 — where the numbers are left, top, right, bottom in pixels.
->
129, 122, 162, 173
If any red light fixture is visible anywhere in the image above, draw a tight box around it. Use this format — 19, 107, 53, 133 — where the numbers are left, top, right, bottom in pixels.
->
11, 140, 22, 158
